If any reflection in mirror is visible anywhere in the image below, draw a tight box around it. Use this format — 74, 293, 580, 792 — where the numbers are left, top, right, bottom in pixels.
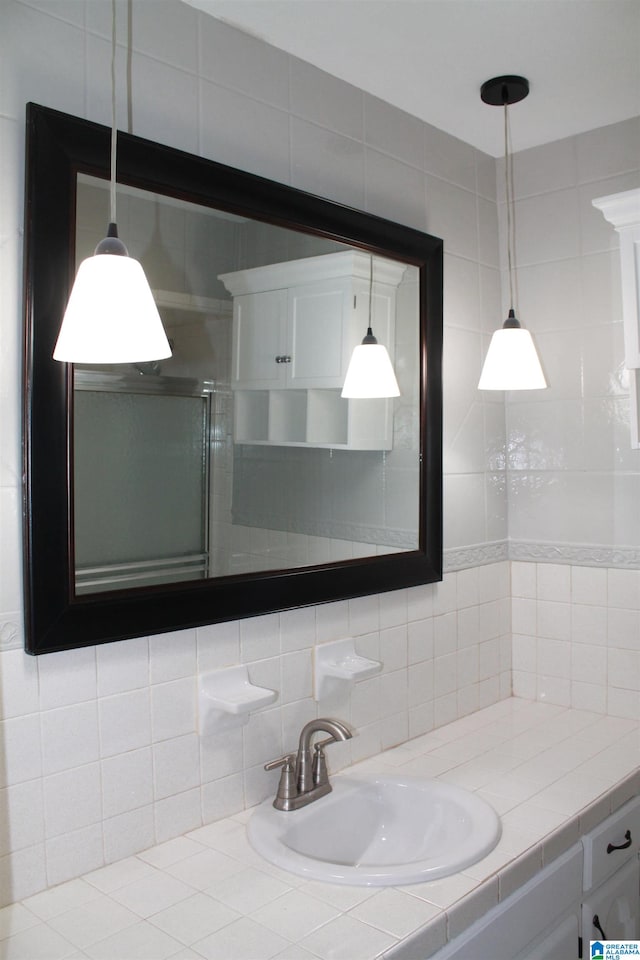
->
73, 176, 420, 595
23, 103, 442, 654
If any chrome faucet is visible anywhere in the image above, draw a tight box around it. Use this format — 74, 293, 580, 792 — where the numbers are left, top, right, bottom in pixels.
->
264, 718, 352, 811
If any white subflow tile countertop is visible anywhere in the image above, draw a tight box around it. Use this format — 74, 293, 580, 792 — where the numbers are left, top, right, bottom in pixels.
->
2, 698, 639, 959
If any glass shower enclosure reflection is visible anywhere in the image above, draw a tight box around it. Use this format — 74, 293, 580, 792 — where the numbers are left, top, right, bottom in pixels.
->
73, 371, 214, 593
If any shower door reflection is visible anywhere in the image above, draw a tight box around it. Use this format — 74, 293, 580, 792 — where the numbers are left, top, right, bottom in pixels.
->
74, 372, 214, 593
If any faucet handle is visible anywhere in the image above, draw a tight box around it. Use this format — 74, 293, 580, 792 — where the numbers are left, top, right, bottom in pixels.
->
312, 739, 332, 787
264, 753, 297, 810
264, 752, 296, 772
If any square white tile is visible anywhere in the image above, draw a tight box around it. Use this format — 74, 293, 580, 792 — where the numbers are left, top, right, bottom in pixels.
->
193, 916, 289, 960
98, 690, 151, 759
153, 735, 200, 801
0, 714, 42, 789
150, 678, 196, 742
252, 888, 340, 942
84, 919, 183, 960
109, 871, 194, 920
43, 764, 101, 839
96, 638, 149, 698
167, 848, 245, 891
48, 895, 140, 950
85, 857, 158, 895
350, 888, 438, 938
150, 891, 240, 946
300, 913, 396, 960
38, 647, 96, 711
149, 630, 196, 685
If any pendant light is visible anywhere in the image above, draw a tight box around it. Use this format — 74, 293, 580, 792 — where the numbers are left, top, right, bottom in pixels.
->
478, 75, 546, 391
341, 255, 400, 399
53, 0, 171, 364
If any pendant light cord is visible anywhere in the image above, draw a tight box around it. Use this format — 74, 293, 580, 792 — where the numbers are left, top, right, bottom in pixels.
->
126, 0, 133, 134
503, 100, 514, 312
109, 0, 117, 225
368, 254, 373, 334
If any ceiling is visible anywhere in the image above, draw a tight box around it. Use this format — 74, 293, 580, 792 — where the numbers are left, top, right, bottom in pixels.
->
183, 0, 640, 157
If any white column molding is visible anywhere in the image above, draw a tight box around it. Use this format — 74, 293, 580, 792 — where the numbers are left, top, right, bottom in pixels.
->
593, 188, 640, 448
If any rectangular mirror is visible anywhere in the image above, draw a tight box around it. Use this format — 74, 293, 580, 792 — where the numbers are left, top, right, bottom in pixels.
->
23, 103, 443, 654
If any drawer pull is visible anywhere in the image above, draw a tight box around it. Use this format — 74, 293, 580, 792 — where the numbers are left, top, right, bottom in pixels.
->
606, 829, 632, 854
275, 355, 292, 364
593, 915, 607, 939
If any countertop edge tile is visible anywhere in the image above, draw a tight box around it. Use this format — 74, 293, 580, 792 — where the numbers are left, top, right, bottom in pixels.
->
445, 876, 499, 941
497, 844, 543, 901
609, 771, 640, 812
381, 913, 448, 960
541, 816, 581, 866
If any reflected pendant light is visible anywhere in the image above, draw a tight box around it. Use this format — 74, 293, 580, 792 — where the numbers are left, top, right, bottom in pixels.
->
478, 75, 546, 391
53, 0, 171, 364
341, 256, 400, 399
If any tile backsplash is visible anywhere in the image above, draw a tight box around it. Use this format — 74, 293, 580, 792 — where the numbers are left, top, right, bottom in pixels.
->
0, 565, 510, 904
512, 562, 640, 720
0, 556, 635, 905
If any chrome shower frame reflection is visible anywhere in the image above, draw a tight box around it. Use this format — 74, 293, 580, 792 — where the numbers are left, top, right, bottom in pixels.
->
73, 370, 215, 593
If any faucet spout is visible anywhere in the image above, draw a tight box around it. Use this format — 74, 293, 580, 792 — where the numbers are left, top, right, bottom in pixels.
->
297, 718, 352, 794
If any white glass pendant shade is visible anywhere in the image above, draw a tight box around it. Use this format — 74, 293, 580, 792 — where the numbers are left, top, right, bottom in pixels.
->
478, 77, 547, 393
341, 333, 400, 399
478, 321, 547, 391
54, 244, 172, 364
54, 0, 171, 366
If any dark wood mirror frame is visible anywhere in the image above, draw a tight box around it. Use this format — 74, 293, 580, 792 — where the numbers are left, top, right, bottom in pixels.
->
23, 102, 443, 655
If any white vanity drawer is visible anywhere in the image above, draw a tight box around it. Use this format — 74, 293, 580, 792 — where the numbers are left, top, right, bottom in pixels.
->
582, 796, 640, 893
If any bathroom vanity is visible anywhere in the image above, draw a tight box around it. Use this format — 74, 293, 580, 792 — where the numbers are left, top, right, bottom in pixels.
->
430, 798, 640, 959
6, 699, 640, 959
240, 699, 640, 960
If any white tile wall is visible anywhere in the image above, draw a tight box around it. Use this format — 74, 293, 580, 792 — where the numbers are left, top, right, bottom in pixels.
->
0, 0, 639, 908
512, 561, 640, 718
502, 116, 640, 716
505, 117, 640, 554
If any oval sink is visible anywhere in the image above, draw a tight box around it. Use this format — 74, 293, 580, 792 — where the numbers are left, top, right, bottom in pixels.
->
248, 774, 501, 886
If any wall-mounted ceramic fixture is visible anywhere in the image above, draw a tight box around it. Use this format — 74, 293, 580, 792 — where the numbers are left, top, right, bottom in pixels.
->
198, 665, 278, 735
313, 637, 382, 701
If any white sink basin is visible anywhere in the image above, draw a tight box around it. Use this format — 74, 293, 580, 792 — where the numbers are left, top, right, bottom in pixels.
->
248, 774, 501, 886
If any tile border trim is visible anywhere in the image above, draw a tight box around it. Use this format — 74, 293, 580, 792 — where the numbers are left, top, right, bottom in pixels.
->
509, 539, 640, 569
445, 540, 640, 572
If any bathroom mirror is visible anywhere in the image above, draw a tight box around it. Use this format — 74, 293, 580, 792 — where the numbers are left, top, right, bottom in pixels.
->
23, 103, 442, 655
